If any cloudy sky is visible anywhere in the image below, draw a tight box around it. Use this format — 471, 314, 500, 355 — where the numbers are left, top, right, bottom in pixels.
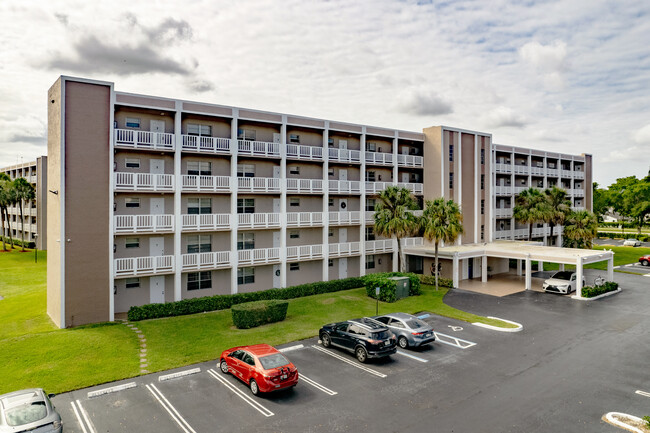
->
1, 0, 648, 187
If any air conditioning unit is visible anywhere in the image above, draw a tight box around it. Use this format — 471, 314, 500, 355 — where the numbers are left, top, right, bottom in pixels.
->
409, 148, 417, 155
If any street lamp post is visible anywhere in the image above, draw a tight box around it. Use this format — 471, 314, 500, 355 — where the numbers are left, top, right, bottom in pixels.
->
33, 234, 38, 263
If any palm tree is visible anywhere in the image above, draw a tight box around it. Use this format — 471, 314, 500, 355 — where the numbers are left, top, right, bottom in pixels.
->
563, 210, 598, 248
542, 186, 572, 245
374, 186, 419, 272
513, 187, 546, 241
0, 173, 10, 251
13, 178, 35, 252
420, 198, 463, 290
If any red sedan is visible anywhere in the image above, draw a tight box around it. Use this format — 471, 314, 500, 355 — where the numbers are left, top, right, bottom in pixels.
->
640, 255, 650, 266
219, 344, 299, 396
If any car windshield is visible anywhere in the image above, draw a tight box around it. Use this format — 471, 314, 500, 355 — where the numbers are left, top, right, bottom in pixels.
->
405, 319, 428, 329
372, 331, 391, 340
258, 353, 290, 370
552, 271, 573, 281
4, 401, 47, 426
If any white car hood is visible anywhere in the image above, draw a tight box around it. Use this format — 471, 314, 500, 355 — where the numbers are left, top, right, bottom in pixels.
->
544, 278, 571, 286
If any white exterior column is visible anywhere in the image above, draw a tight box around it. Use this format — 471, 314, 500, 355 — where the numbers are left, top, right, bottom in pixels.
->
279, 118, 287, 287
517, 259, 522, 276
538, 260, 543, 271
393, 131, 399, 272
474, 134, 479, 243
481, 255, 488, 283
456, 132, 462, 245
360, 127, 367, 276
525, 256, 531, 290
576, 257, 584, 298
173, 102, 182, 302
452, 253, 459, 288
607, 256, 614, 281
230, 111, 239, 294
322, 124, 330, 282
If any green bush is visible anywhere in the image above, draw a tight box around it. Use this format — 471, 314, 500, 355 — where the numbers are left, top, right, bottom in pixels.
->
231, 300, 289, 329
364, 272, 421, 303
417, 274, 454, 288
0, 236, 35, 249
597, 232, 649, 242
582, 281, 619, 298
127, 276, 365, 321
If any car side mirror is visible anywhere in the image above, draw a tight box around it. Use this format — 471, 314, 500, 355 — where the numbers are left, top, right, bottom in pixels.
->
48, 393, 56, 399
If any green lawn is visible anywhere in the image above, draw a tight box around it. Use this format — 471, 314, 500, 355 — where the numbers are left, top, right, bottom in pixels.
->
539, 245, 650, 272
1, 248, 511, 394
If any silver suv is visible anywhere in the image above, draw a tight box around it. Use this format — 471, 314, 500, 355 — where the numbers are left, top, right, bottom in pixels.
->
0, 389, 62, 433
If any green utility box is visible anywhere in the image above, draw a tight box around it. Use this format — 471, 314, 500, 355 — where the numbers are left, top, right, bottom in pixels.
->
389, 276, 410, 300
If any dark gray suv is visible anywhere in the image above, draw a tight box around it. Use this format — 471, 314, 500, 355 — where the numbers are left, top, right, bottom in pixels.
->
319, 318, 397, 363
372, 313, 435, 349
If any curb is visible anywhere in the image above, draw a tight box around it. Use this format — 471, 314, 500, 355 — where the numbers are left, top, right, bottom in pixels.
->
472, 316, 523, 332
572, 288, 621, 301
603, 412, 645, 433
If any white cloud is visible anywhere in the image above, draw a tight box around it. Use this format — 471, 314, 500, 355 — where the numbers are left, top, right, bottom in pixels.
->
480, 107, 528, 128
633, 124, 650, 144
519, 40, 568, 90
397, 90, 453, 116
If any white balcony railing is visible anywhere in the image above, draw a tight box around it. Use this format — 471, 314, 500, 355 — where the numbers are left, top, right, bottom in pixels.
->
237, 177, 281, 193
328, 242, 361, 258
365, 239, 395, 254
365, 152, 394, 165
114, 214, 174, 234
182, 214, 231, 231
238, 248, 281, 266
286, 144, 323, 161
494, 163, 512, 173
494, 230, 512, 240
513, 229, 529, 239
237, 213, 281, 229
114, 255, 174, 277
330, 211, 362, 226
494, 186, 512, 195
114, 129, 175, 151
237, 140, 280, 158
287, 212, 324, 227
513, 165, 529, 175
494, 208, 513, 218
182, 135, 231, 154
397, 154, 424, 167
573, 188, 584, 196
561, 170, 573, 178
328, 148, 361, 163
286, 178, 323, 194
530, 167, 545, 176
573, 206, 585, 211
402, 237, 424, 247
328, 180, 361, 194
547, 168, 559, 177
365, 211, 375, 224
286, 244, 324, 262
513, 186, 528, 194
365, 181, 391, 195
399, 182, 424, 195
181, 251, 231, 271
115, 173, 174, 192
532, 227, 549, 237
182, 175, 231, 193
574, 171, 585, 180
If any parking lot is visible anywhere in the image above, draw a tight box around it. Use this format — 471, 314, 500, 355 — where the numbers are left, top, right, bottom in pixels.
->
53, 270, 650, 432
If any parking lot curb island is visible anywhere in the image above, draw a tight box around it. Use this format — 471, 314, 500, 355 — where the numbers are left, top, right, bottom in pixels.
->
603, 412, 646, 433
472, 317, 523, 333
572, 288, 622, 301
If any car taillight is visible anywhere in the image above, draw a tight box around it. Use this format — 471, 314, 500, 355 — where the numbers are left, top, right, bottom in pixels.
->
367, 339, 382, 344
412, 332, 424, 336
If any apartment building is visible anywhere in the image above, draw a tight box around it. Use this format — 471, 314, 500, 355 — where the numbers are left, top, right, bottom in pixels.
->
47, 76, 591, 328
1, 157, 47, 250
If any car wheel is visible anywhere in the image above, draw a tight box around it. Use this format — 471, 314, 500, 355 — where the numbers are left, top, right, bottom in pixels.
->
398, 336, 409, 349
321, 333, 331, 348
250, 379, 259, 396
642, 260, 649, 266
355, 346, 368, 363
219, 359, 229, 375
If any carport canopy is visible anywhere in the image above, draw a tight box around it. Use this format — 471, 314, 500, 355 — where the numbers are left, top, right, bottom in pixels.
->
403, 240, 615, 297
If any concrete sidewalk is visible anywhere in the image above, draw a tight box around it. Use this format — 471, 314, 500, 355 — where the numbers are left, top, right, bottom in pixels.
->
457, 273, 546, 297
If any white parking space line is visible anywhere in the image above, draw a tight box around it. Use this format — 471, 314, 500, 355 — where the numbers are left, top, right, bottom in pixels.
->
279, 344, 304, 353
71, 400, 97, 433
310, 345, 387, 378
145, 384, 197, 433
396, 350, 429, 363
300, 375, 338, 395
433, 332, 477, 349
635, 390, 650, 398
207, 369, 274, 417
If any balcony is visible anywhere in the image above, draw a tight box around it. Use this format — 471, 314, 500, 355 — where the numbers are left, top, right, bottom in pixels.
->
330, 211, 361, 226
402, 237, 424, 247
574, 171, 585, 180
286, 144, 323, 161
328, 180, 361, 195
328, 242, 361, 258
514, 186, 528, 194
115, 172, 174, 192
573, 206, 585, 211
365, 211, 374, 224
530, 166, 545, 176
513, 229, 528, 239
365, 239, 394, 254
397, 154, 423, 168
114, 255, 174, 277
287, 212, 323, 227
286, 244, 323, 262
29, 175, 38, 184
365, 181, 391, 195
114, 129, 175, 151
494, 208, 513, 218
398, 182, 423, 195
238, 248, 281, 266
547, 168, 559, 177
238, 177, 281, 193
237, 213, 281, 229
181, 251, 231, 271
328, 148, 361, 164
237, 140, 280, 158
573, 188, 584, 197
182, 135, 232, 154
286, 178, 323, 194
494, 163, 512, 173
114, 214, 174, 234
365, 152, 394, 166
561, 169, 573, 178
494, 230, 512, 240
182, 175, 231, 193
532, 227, 550, 237
513, 165, 529, 175
182, 214, 231, 231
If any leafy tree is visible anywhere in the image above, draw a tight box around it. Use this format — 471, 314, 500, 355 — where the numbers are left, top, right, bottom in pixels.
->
374, 186, 419, 272
13, 178, 35, 251
629, 180, 650, 235
513, 187, 547, 241
592, 182, 610, 222
420, 198, 463, 290
0, 173, 10, 251
542, 186, 572, 245
608, 176, 638, 234
563, 210, 598, 248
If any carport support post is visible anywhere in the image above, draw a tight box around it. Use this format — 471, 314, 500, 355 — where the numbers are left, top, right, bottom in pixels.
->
481, 255, 488, 283
538, 260, 543, 271
452, 253, 459, 289
517, 259, 522, 276
576, 257, 584, 298
607, 256, 614, 281
525, 256, 531, 291
559, 263, 565, 271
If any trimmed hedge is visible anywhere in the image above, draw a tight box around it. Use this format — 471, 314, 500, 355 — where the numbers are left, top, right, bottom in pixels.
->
0, 236, 35, 249
598, 232, 649, 242
231, 300, 289, 329
127, 276, 365, 321
364, 272, 421, 303
417, 274, 454, 288
582, 281, 619, 298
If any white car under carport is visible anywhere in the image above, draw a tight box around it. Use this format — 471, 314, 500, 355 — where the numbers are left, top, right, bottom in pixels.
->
542, 271, 586, 295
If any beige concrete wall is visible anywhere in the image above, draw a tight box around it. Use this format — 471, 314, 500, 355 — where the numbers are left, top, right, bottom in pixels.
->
487, 257, 509, 275
237, 265, 274, 293
287, 196, 322, 212
328, 166, 361, 181
286, 127, 323, 146
181, 115, 231, 138
181, 269, 231, 298
422, 257, 453, 280
461, 133, 476, 243
422, 126, 442, 201
236, 159, 279, 177
180, 232, 230, 253
239, 230, 275, 248
181, 155, 230, 176
115, 152, 175, 174
286, 162, 322, 179
366, 167, 393, 182
236, 195, 277, 212
237, 122, 281, 142
369, 253, 393, 273
329, 134, 361, 150
115, 234, 175, 258
115, 109, 174, 133
366, 137, 392, 153
327, 257, 361, 280
287, 227, 322, 246
329, 197, 360, 212
286, 260, 323, 286
36, 156, 47, 250
328, 227, 361, 243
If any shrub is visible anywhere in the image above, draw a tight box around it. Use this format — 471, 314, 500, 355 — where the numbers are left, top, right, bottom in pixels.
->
231, 300, 289, 329
364, 272, 422, 303
417, 274, 454, 288
0, 236, 35, 249
597, 232, 649, 242
643, 415, 650, 429
581, 281, 619, 298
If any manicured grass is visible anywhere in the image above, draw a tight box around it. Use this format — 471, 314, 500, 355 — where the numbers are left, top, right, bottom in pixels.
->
539, 245, 650, 272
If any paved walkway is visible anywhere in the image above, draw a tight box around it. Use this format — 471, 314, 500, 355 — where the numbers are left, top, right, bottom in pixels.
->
458, 273, 546, 297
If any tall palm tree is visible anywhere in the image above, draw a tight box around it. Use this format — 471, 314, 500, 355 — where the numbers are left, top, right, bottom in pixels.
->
420, 198, 463, 290
0, 173, 10, 251
542, 186, 572, 246
374, 186, 419, 272
563, 210, 598, 248
13, 178, 35, 252
513, 187, 546, 241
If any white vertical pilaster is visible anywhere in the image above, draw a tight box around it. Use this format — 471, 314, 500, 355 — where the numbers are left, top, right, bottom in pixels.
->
452, 254, 459, 288
360, 127, 367, 276
525, 256, 531, 290
517, 259, 522, 276
393, 131, 399, 272
456, 132, 462, 245
482, 255, 488, 283
607, 256, 614, 281
559, 263, 565, 271
173, 101, 182, 302
322, 124, 330, 282
474, 134, 479, 243
280, 118, 287, 287
576, 257, 584, 298
230, 111, 239, 294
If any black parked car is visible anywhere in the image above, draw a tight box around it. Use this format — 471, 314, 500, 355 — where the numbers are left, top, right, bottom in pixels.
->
319, 318, 397, 363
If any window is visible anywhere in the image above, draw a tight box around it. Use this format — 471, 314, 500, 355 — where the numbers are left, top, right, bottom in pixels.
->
328, 229, 334, 237
289, 134, 300, 143
188, 271, 212, 290
449, 144, 454, 162
366, 171, 376, 182
365, 254, 375, 269
327, 138, 334, 146
237, 198, 255, 214
481, 149, 485, 165
481, 174, 485, 190
289, 166, 300, 175
365, 227, 375, 241
188, 198, 211, 215
289, 263, 300, 271
328, 168, 335, 176
125, 158, 140, 169
481, 199, 485, 215
237, 164, 255, 177
289, 198, 300, 207
125, 198, 140, 208
237, 129, 256, 141
125, 117, 140, 128
125, 237, 140, 248
187, 235, 211, 253
238, 267, 255, 285
481, 225, 485, 241
328, 259, 333, 267
329, 198, 334, 207
125, 278, 140, 289
289, 230, 300, 239
366, 199, 376, 211
366, 142, 376, 152
449, 172, 454, 189
237, 232, 255, 250
187, 161, 212, 176
187, 123, 211, 136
